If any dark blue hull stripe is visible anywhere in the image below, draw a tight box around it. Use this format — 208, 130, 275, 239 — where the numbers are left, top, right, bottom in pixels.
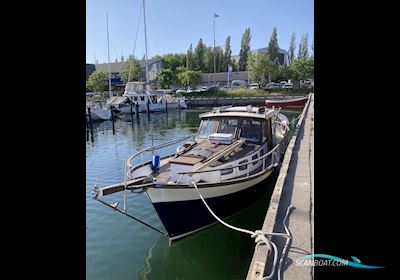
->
151, 176, 274, 239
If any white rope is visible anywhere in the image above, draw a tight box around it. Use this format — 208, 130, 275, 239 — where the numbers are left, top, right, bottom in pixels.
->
190, 180, 294, 280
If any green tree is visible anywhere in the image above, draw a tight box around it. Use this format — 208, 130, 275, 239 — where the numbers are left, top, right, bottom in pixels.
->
87, 70, 107, 93
177, 70, 202, 89
194, 39, 206, 71
215, 47, 223, 73
204, 47, 213, 73
267, 27, 279, 62
239, 28, 251, 71
290, 57, 314, 80
156, 68, 175, 89
186, 44, 194, 70
162, 53, 186, 72
311, 35, 314, 57
222, 35, 232, 72
248, 52, 279, 83
298, 33, 309, 59
289, 32, 296, 64
121, 55, 143, 82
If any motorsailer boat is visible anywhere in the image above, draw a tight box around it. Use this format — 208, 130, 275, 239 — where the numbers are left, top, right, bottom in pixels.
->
92, 105, 290, 240
121, 81, 187, 113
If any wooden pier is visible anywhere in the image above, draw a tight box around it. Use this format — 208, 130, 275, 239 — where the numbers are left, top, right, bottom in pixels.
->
247, 93, 314, 280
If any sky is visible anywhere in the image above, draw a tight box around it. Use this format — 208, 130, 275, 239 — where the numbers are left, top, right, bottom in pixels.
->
86, 0, 314, 64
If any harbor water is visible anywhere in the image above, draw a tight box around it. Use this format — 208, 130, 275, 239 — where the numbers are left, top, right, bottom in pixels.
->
86, 108, 301, 280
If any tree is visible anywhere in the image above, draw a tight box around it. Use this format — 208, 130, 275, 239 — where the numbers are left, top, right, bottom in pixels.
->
222, 36, 232, 72
204, 47, 214, 73
239, 28, 251, 71
298, 33, 309, 59
120, 55, 143, 83
311, 35, 314, 57
156, 68, 175, 89
162, 53, 186, 73
215, 47, 223, 73
290, 57, 314, 80
186, 44, 194, 70
194, 39, 206, 71
177, 70, 202, 89
289, 32, 296, 64
87, 71, 107, 93
248, 52, 279, 83
267, 27, 279, 62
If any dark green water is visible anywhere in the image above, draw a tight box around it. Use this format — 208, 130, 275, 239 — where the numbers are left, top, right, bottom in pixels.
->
86, 108, 301, 280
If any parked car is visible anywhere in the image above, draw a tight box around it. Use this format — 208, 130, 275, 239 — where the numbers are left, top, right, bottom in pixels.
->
86, 92, 94, 97
282, 83, 293, 89
249, 83, 260, 90
266, 82, 281, 89
231, 80, 247, 88
175, 89, 187, 94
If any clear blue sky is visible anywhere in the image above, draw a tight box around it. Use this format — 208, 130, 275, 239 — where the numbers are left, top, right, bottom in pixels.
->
86, 0, 314, 64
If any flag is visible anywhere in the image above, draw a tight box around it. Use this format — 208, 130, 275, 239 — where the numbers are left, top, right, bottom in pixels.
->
228, 64, 232, 79
214, 13, 220, 18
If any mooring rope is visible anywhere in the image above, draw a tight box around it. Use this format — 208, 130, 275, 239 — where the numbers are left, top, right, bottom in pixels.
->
190, 180, 294, 280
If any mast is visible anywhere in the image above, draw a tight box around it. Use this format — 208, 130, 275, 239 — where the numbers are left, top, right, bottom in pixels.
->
143, 0, 149, 83
106, 13, 112, 95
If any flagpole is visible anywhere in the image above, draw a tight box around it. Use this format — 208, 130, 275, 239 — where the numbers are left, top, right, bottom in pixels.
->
213, 14, 216, 85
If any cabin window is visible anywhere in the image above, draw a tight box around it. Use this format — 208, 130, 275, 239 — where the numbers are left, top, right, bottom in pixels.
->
221, 165, 233, 175
260, 148, 265, 157
198, 119, 218, 139
133, 97, 138, 102
239, 160, 248, 170
252, 154, 258, 165
239, 119, 262, 143
140, 96, 145, 101
217, 119, 238, 135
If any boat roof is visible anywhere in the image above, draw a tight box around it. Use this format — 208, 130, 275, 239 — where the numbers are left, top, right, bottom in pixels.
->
106, 96, 129, 105
199, 105, 277, 120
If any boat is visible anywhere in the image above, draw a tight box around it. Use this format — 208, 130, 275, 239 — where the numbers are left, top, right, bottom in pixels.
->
265, 96, 308, 108
86, 101, 112, 121
122, 81, 187, 112
116, 0, 187, 113
92, 105, 290, 240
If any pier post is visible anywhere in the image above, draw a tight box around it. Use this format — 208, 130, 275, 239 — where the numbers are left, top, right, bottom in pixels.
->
135, 102, 139, 117
165, 99, 168, 114
130, 102, 134, 123
87, 107, 94, 142
147, 100, 150, 117
111, 109, 115, 135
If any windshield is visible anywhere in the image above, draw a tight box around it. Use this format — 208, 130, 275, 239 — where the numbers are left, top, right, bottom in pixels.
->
198, 119, 218, 139
217, 119, 238, 134
239, 119, 262, 143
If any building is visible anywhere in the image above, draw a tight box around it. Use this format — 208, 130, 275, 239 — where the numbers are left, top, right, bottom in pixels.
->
86, 64, 95, 80
94, 57, 163, 84
231, 47, 289, 66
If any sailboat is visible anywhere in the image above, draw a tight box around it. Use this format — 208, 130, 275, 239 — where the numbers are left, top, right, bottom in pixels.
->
120, 0, 187, 113
86, 14, 113, 121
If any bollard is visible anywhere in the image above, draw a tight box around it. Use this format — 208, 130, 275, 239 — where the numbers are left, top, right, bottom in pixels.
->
135, 102, 139, 116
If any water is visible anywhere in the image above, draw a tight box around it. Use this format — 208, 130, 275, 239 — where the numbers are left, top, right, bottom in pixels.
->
86, 108, 301, 280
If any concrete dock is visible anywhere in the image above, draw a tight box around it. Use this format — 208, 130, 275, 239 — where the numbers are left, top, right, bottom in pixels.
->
247, 93, 314, 280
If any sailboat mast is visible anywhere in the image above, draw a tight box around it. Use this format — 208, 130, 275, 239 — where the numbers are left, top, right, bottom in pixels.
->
142, 0, 149, 83
106, 13, 112, 95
